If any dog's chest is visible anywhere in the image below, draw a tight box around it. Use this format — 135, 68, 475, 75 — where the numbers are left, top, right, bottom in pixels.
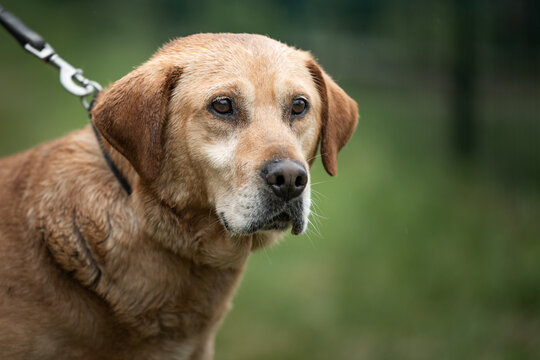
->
101, 260, 242, 354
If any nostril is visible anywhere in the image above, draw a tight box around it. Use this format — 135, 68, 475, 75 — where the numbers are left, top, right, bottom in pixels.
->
276, 175, 285, 186
295, 174, 307, 187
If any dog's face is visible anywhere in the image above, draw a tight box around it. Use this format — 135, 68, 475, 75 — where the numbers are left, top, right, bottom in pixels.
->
92, 34, 357, 238
168, 36, 326, 236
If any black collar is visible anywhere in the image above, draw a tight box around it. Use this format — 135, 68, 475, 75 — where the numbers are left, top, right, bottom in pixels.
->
90, 122, 132, 196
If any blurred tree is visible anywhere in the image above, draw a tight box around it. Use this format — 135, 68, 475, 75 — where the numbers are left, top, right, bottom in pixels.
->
452, 0, 477, 160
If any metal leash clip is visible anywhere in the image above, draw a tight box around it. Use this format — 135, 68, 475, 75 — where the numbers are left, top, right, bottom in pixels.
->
0, 5, 101, 111
24, 43, 102, 110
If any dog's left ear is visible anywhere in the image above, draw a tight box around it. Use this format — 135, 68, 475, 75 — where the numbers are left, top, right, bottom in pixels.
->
91, 65, 182, 183
307, 60, 358, 176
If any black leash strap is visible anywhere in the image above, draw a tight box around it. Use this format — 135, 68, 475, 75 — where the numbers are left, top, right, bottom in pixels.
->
0, 5, 45, 50
91, 122, 133, 196
0, 5, 101, 109
1, 6, 132, 195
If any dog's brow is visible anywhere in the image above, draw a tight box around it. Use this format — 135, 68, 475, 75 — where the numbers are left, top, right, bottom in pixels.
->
277, 79, 313, 101
204, 81, 253, 101
205, 82, 238, 96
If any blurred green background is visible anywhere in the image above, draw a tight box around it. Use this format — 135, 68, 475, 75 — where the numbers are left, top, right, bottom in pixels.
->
1, 0, 539, 359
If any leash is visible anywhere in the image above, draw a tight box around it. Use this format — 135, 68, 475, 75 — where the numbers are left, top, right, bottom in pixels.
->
0, 5, 101, 110
0, 5, 132, 195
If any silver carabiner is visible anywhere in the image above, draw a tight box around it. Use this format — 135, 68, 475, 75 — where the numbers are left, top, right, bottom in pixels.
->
49, 53, 96, 97
24, 42, 102, 110
80, 79, 102, 111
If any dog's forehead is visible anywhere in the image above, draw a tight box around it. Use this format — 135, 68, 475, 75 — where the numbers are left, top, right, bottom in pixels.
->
158, 34, 313, 88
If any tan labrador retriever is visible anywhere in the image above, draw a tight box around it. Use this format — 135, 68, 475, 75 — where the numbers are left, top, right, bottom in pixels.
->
0, 33, 357, 359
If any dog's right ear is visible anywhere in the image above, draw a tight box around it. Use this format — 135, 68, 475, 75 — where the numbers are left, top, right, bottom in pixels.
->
91, 65, 182, 183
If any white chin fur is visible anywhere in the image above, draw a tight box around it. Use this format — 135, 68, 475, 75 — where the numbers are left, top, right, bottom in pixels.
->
217, 184, 311, 236
299, 188, 311, 234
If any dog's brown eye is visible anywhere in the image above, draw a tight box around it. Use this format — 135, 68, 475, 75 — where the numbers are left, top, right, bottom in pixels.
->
291, 98, 308, 116
212, 98, 233, 114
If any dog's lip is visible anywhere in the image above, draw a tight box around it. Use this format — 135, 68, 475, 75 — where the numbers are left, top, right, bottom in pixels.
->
266, 211, 305, 235
252, 208, 305, 235
219, 209, 303, 235
270, 212, 292, 223
259, 211, 292, 230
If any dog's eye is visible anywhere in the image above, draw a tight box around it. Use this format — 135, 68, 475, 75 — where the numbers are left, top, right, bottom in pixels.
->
291, 98, 308, 116
212, 98, 233, 115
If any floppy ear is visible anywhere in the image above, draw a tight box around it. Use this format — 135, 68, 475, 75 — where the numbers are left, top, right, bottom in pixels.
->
91, 65, 182, 183
307, 60, 358, 176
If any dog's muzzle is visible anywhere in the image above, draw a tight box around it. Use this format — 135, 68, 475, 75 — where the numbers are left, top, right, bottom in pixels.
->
217, 159, 310, 236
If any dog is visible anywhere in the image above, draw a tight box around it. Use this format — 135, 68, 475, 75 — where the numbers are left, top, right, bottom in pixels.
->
0, 33, 357, 359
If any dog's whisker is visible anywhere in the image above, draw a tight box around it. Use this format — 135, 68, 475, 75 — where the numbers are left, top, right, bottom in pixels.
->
311, 189, 330, 200
309, 204, 324, 228
306, 153, 323, 162
306, 217, 323, 238
309, 210, 327, 220
303, 227, 317, 248
309, 198, 325, 215
310, 180, 330, 186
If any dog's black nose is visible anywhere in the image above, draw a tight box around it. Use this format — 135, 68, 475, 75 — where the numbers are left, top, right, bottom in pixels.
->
263, 160, 308, 201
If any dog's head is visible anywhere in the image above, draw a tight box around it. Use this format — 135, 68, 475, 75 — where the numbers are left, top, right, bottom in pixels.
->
92, 34, 357, 237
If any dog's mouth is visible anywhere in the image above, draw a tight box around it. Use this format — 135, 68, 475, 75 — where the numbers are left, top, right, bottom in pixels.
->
219, 202, 305, 236
260, 211, 293, 231
251, 209, 305, 235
